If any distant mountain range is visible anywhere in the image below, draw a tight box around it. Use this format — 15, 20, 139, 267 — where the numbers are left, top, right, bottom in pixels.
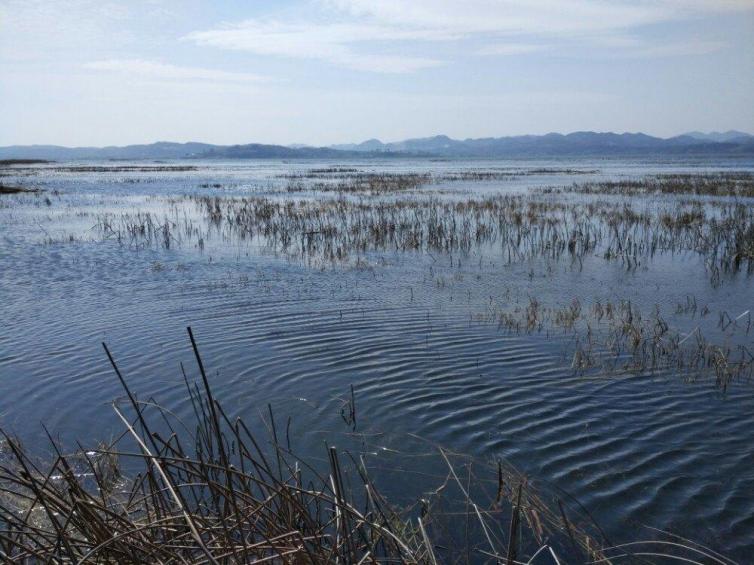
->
681, 130, 753, 143
330, 131, 754, 157
0, 142, 356, 161
2, 131, 752, 161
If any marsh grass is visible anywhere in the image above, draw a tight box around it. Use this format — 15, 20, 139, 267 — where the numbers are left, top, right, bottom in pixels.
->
180, 194, 753, 281
51, 165, 200, 173
479, 298, 753, 388
0, 329, 733, 564
278, 168, 600, 194
0, 184, 40, 194
84, 185, 754, 387
285, 173, 433, 194
0, 160, 51, 166
565, 172, 754, 198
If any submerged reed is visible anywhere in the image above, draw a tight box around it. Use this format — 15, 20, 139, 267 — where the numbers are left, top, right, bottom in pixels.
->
565, 172, 754, 198
0, 329, 731, 563
480, 297, 753, 388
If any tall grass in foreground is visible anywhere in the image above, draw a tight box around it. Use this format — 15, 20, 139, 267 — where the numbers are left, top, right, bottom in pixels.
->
0, 329, 736, 564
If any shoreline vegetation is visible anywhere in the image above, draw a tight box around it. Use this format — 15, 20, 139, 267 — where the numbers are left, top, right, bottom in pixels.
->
0, 160, 51, 166
558, 172, 754, 198
0, 184, 40, 194
0, 328, 735, 563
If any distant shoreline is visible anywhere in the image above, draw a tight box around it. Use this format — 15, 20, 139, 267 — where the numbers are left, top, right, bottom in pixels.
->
2, 131, 753, 161
0, 159, 52, 166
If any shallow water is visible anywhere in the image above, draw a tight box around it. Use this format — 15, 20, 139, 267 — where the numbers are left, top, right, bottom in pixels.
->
1, 157, 754, 559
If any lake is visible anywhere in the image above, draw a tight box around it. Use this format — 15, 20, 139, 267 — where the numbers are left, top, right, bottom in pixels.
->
1, 157, 753, 560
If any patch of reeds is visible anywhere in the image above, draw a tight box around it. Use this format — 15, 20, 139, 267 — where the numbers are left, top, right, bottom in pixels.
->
278, 167, 600, 193
284, 172, 433, 194
193, 194, 752, 279
0, 160, 51, 166
95, 211, 192, 250
566, 172, 754, 198
0, 184, 40, 194
1, 328, 732, 563
90, 191, 754, 284
479, 297, 753, 388
50, 165, 199, 173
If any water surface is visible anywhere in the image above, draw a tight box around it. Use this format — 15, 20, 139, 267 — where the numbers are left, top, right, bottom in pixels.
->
1, 157, 753, 559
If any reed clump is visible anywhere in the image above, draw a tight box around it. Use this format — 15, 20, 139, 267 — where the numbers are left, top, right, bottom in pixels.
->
480, 297, 753, 388
568, 172, 754, 197
279, 167, 600, 192
284, 172, 433, 194
186, 194, 753, 281
0, 184, 40, 194
0, 160, 51, 166
91, 190, 754, 284
53, 165, 199, 173
0, 329, 734, 563
0, 329, 610, 563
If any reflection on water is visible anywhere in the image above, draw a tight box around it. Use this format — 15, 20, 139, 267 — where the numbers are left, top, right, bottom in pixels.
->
1, 157, 753, 559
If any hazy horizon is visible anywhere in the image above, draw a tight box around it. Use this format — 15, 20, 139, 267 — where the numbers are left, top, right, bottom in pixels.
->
2, 1, 753, 147
2, 129, 754, 150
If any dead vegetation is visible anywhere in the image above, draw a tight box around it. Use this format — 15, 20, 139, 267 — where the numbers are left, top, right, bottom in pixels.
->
0, 184, 40, 194
278, 167, 600, 194
566, 172, 754, 197
0, 160, 51, 166
0, 329, 607, 563
480, 297, 753, 388
0, 328, 732, 563
184, 194, 754, 282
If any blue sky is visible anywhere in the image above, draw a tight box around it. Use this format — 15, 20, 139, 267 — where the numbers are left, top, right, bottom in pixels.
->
1, 0, 753, 146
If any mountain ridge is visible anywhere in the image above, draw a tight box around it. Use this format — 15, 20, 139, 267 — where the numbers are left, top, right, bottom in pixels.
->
2, 131, 753, 160
331, 131, 754, 156
682, 130, 753, 143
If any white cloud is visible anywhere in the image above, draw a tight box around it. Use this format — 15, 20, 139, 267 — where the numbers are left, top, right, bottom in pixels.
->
321, 0, 666, 35
323, 0, 753, 34
477, 44, 549, 56
83, 59, 268, 83
620, 40, 728, 58
0, 0, 134, 61
183, 0, 753, 73
185, 21, 445, 73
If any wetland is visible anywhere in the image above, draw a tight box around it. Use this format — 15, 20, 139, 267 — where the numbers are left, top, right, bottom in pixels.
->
1, 157, 753, 562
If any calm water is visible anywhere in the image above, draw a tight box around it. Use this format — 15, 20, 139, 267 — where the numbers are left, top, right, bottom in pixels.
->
1, 157, 753, 559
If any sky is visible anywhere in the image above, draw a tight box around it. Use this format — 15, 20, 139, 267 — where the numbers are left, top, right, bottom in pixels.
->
1, 0, 753, 147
